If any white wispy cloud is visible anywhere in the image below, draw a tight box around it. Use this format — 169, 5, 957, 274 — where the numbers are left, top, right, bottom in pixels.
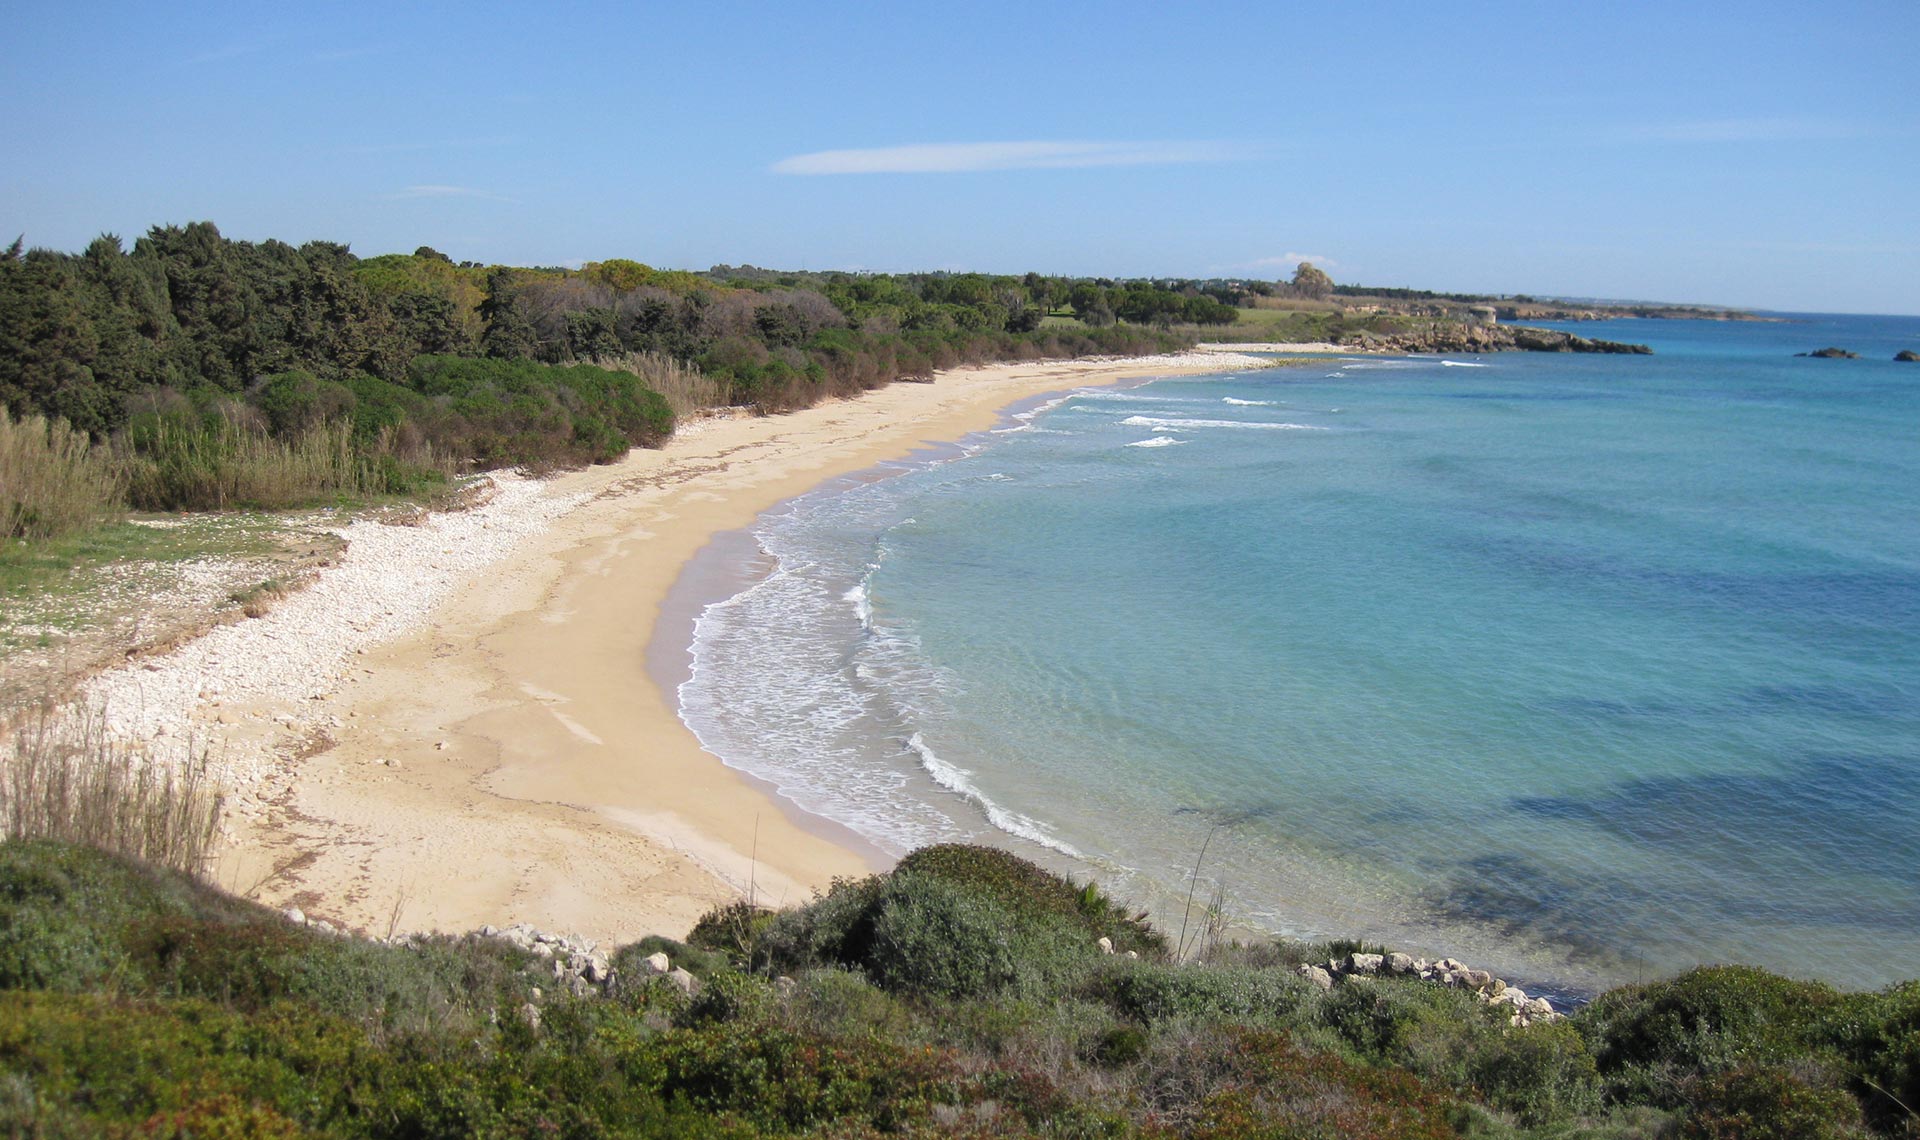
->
389, 185, 518, 204
772, 139, 1251, 175
1615, 116, 1865, 143
1248, 252, 1337, 269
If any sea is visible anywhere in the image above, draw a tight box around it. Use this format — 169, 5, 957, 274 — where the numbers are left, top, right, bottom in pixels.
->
672, 312, 1920, 998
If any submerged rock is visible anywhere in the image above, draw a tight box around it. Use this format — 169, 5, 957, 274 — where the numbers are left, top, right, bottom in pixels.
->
1797, 346, 1860, 358
1895, 350, 1919, 362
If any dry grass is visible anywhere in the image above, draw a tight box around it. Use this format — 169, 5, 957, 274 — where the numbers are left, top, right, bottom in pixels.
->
1, 701, 223, 879
594, 350, 726, 419
0, 408, 125, 541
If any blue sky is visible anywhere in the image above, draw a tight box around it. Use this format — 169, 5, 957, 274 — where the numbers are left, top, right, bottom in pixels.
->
4, 1, 1915, 313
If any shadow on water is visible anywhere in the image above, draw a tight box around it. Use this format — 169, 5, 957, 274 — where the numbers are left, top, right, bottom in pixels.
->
1512, 753, 1920, 882
1449, 532, 1920, 624
1544, 683, 1913, 722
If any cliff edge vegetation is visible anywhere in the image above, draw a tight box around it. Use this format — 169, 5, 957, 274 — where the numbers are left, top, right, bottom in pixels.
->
0, 837, 1913, 1139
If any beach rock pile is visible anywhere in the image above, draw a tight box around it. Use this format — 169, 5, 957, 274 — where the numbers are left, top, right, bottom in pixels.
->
279, 908, 711, 1007
478, 923, 618, 998
1294, 951, 1563, 1027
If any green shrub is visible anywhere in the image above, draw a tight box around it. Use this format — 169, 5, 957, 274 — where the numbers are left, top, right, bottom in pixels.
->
895, 843, 1165, 957
866, 870, 1023, 999
648, 1021, 949, 1133
1468, 1019, 1604, 1127
1142, 1028, 1460, 1140
1576, 966, 1852, 1107
1678, 1065, 1868, 1140
612, 934, 732, 981
674, 970, 776, 1028
749, 873, 886, 975
1094, 961, 1315, 1026
684, 899, 773, 960
0, 840, 250, 992
1318, 976, 1497, 1065
782, 967, 911, 1039
1848, 980, 1920, 1133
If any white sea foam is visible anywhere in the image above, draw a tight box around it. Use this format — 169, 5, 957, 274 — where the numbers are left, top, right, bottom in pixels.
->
1127, 437, 1188, 448
1120, 415, 1326, 432
1222, 397, 1277, 406
906, 733, 1082, 857
1441, 360, 1489, 368
842, 579, 872, 628
1069, 390, 1185, 405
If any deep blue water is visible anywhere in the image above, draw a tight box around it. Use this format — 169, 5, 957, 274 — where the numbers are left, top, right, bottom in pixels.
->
680, 313, 1920, 995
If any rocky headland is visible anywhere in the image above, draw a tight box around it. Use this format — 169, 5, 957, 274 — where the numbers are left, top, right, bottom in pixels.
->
1338, 322, 1652, 356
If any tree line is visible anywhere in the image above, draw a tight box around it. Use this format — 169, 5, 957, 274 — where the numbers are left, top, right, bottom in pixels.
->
1, 222, 1244, 522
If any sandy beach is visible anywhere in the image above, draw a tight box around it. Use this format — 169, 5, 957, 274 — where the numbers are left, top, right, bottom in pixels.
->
175, 350, 1276, 944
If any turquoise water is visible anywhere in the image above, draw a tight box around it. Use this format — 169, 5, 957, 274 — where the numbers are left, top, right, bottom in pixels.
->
679, 314, 1920, 996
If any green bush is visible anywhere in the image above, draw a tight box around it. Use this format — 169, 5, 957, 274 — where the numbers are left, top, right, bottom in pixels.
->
1576, 965, 1852, 1107
684, 899, 773, 960
1094, 961, 1315, 1026
781, 967, 912, 1038
612, 934, 732, 981
648, 1021, 949, 1134
674, 970, 776, 1028
1468, 1019, 1604, 1127
895, 842, 1164, 957
866, 870, 1024, 999
1848, 980, 1920, 1133
1142, 1028, 1460, 1140
1678, 1065, 1868, 1140
0, 840, 253, 992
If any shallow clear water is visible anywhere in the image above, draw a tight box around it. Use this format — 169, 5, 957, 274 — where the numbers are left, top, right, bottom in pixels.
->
679, 313, 1920, 996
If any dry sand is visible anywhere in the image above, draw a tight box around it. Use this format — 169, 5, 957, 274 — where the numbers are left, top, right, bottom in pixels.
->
217, 351, 1274, 943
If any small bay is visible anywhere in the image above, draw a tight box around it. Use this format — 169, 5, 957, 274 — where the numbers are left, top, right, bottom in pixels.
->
679, 314, 1920, 996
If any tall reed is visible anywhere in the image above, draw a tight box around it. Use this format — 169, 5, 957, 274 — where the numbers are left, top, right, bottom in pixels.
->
1, 703, 223, 878
0, 408, 124, 540
118, 412, 386, 511
593, 350, 726, 419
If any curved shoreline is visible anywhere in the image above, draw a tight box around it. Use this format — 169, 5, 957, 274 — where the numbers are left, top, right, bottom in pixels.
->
214, 350, 1274, 943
